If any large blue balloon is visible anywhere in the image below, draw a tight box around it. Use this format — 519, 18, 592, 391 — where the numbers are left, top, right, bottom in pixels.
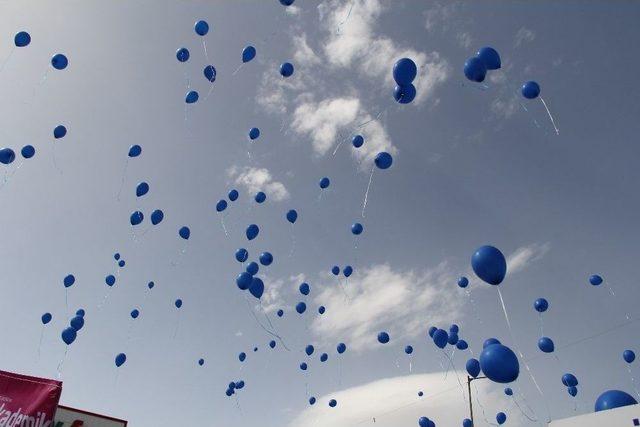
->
51, 53, 68, 70
216, 199, 228, 212
128, 144, 141, 157
235, 248, 249, 263
0, 148, 16, 165
63, 274, 75, 288
496, 412, 506, 425
463, 57, 487, 82
204, 65, 216, 82
246, 224, 259, 240
242, 46, 256, 63
589, 274, 603, 286
337, 343, 347, 354
130, 211, 144, 226
377, 332, 390, 344
70, 315, 84, 331
393, 58, 417, 86
476, 47, 501, 70
534, 298, 549, 313
194, 20, 209, 36
458, 276, 469, 288
623, 350, 636, 364
14, 31, 31, 47
466, 358, 480, 378
61, 327, 77, 345
595, 390, 638, 412
471, 246, 507, 285
236, 272, 253, 290
280, 62, 294, 78
562, 373, 578, 387
433, 329, 448, 349
375, 152, 393, 169
41, 313, 52, 325
393, 84, 416, 104
521, 81, 540, 99
115, 353, 127, 367
136, 182, 149, 197
53, 125, 67, 139
299, 283, 310, 295
176, 47, 190, 62
480, 344, 519, 383
483, 338, 501, 348
21, 145, 35, 159
352, 135, 364, 148
296, 302, 307, 314
351, 223, 364, 235
179, 226, 190, 240
538, 337, 555, 353
249, 277, 264, 299
151, 209, 164, 225
286, 209, 298, 224
186, 90, 199, 104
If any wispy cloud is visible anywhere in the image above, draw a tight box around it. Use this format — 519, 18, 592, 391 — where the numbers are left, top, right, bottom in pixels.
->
227, 166, 290, 201
261, 273, 306, 314
507, 243, 550, 274
514, 27, 536, 48
424, 2, 459, 33
456, 32, 473, 49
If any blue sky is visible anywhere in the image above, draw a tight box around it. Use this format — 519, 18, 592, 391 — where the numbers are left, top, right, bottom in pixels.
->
1, 1, 639, 426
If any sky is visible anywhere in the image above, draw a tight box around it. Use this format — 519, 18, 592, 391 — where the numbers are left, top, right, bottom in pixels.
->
1, 1, 640, 426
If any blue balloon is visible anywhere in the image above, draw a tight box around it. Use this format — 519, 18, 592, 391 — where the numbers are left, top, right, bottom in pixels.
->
41, 313, 52, 325
320, 353, 328, 362
450, 324, 459, 334
393, 58, 417, 86
595, 390, 638, 412
378, 332, 390, 344
277, 309, 284, 317
319, 177, 330, 189
286, 209, 298, 224
458, 276, 469, 288
198, 358, 205, 366
151, 209, 164, 225
480, 344, 519, 383
393, 84, 416, 104
54, 125, 67, 139
186, 90, 199, 104
476, 47, 501, 70
104, 274, 116, 287
496, 412, 506, 425
115, 353, 127, 367
624, 350, 636, 364
332, 266, 340, 275
246, 224, 259, 240
128, 144, 141, 157
235, 380, 244, 389
318, 306, 326, 314
280, 62, 294, 78
448, 333, 459, 346
463, 57, 486, 82
433, 329, 448, 349
375, 152, 393, 169
484, 338, 501, 348
472, 246, 507, 285
504, 387, 513, 396
538, 337, 554, 353
194, 20, 209, 36
236, 272, 253, 290
405, 345, 414, 355
51, 53, 68, 70
61, 327, 77, 345
175, 299, 183, 308
428, 326, 437, 338
136, 182, 149, 197
568, 386, 578, 397
456, 340, 469, 350
239, 352, 246, 362
255, 192, 266, 203
344, 266, 353, 277
280, 0, 295, 5
179, 226, 190, 240
463, 419, 473, 427
337, 343, 347, 354
352, 135, 364, 148
562, 373, 578, 387
118, 260, 125, 267
534, 298, 549, 313
521, 81, 540, 99
246, 262, 259, 275
236, 248, 249, 263
296, 302, 307, 314
299, 282, 310, 295
300, 362, 307, 371
130, 309, 140, 319
228, 189, 239, 201
589, 274, 603, 286
249, 127, 260, 140
351, 223, 364, 235
418, 391, 423, 397
216, 199, 228, 212
269, 340, 276, 349
204, 65, 216, 82
225, 389, 234, 397
21, 145, 35, 159
309, 396, 316, 405
305, 345, 315, 356
418, 417, 429, 427
466, 358, 481, 378
75, 309, 84, 317
0, 148, 16, 165
329, 399, 337, 408
176, 47, 190, 62
130, 211, 144, 226
249, 277, 264, 299
114, 253, 120, 260
14, 31, 31, 47
148, 281, 155, 289
70, 315, 84, 331
242, 45, 256, 63
63, 274, 75, 288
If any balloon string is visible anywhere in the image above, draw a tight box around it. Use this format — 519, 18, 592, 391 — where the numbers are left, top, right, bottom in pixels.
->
202, 39, 210, 62
472, 382, 491, 426
496, 287, 549, 422
116, 159, 129, 201
232, 63, 244, 76
361, 165, 375, 218
336, 1, 354, 35
605, 281, 632, 321
0, 47, 15, 74
57, 346, 69, 379
220, 215, 228, 236
332, 137, 346, 156
539, 97, 559, 135
37, 326, 44, 362
51, 143, 63, 175
204, 82, 216, 101
288, 225, 296, 258
627, 366, 640, 400
539, 313, 544, 337
244, 297, 290, 351
172, 312, 181, 339
97, 287, 113, 311
520, 102, 541, 128
512, 396, 538, 422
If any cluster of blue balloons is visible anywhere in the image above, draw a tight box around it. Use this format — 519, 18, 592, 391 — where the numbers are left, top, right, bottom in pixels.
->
562, 373, 579, 397
464, 47, 500, 83
61, 308, 86, 346
393, 58, 417, 104
225, 379, 245, 397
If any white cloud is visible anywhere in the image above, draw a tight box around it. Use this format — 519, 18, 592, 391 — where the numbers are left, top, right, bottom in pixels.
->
507, 243, 550, 275
515, 27, 536, 47
227, 166, 290, 201
424, 2, 458, 33
456, 32, 473, 49
310, 263, 460, 352
288, 371, 518, 427
261, 273, 306, 314
490, 94, 520, 119
285, 5, 301, 16
293, 34, 321, 66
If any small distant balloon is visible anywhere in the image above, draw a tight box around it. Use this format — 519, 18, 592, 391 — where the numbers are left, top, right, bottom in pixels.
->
337, 343, 347, 354
53, 125, 67, 139
249, 277, 264, 299
351, 223, 363, 235
352, 135, 364, 148
194, 20, 209, 36
280, 62, 294, 78
405, 345, 414, 355
175, 299, 183, 308
198, 358, 205, 366
331, 266, 340, 276
255, 192, 266, 203
344, 266, 353, 277
521, 81, 541, 99
318, 306, 325, 314
204, 65, 216, 82
216, 200, 228, 212
136, 182, 149, 197
476, 47, 501, 70
235, 248, 249, 263
305, 345, 315, 356
130, 211, 144, 226
128, 145, 141, 157
249, 127, 260, 140
458, 277, 469, 288
41, 313, 52, 325
538, 337, 555, 353
115, 353, 127, 367
463, 57, 486, 83
130, 309, 140, 319
51, 53, 68, 70
496, 412, 506, 425
105, 275, 116, 287
179, 226, 190, 240
246, 224, 259, 240
242, 45, 256, 63
286, 209, 298, 224
328, 399, 337, 408
239, 352, 246, 362
246, 262, 259, 275
176, 48, 190, 62
589, 274, 603, 286
151, 209, 164, 225
186, 90, 199, 104
63, 274, 75, 288
236, 272, 253, 290
61, 327, 77, 345
534, 298, 549, 313
0, 148, 16, 165
374, 152, 393, 169
14, 31, 31, 47
377, 332, 390, 344
319, 177, 330, 189
296, 302, 307, 314
623, 350, 636, 364
21, 145, 35, 159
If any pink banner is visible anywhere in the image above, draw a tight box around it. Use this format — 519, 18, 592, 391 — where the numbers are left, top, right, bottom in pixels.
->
0, 370, 62, 427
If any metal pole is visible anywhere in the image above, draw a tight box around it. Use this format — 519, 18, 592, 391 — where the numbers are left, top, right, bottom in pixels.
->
467, 376, 474, 422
